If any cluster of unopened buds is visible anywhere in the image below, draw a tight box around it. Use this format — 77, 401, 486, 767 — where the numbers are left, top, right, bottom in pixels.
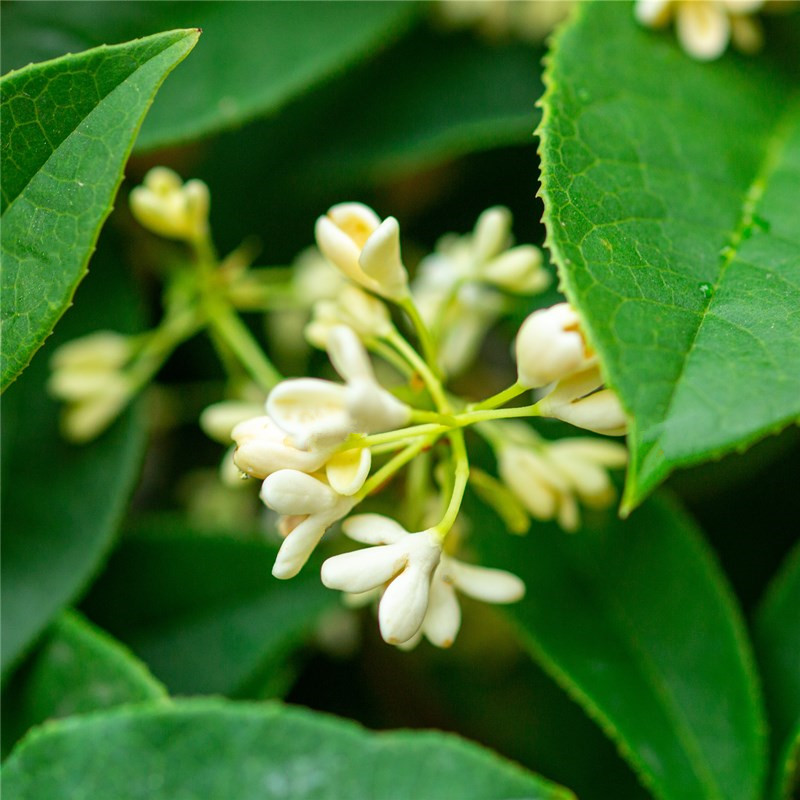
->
49, 167, 629, 650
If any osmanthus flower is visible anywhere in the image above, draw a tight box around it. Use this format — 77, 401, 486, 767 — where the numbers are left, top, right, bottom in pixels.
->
261, 470, 359, 579
129, 167, 210, 242
435, 0, 573, 43
412, 206, 548, 375
305, 284, 393, 349
321, 515, 443, 645
200, 399, 266, 487
635, 0, 765, 60
322, 515, 525, 647
267, 325, 410, 449
514, 302, 595, 390
514, 303, 628, 436
496, 424, 628, 531
314, 203, 409, 301
537, 366, 628, 437
47, 331, 134, 442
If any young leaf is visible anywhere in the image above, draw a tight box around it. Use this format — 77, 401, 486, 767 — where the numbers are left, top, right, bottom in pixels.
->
0, 29, 198, 390
2, 698, 573, 800
1, 241, 147, 677
2, 610, 166, 755
537, 3, 800, 509
1, 1, 418, 152
471, 493, 766, 800
82, 520, 337, 697
754, 543, 800, 800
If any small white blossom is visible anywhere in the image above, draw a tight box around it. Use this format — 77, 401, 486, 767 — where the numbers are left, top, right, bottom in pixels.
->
413, 207, 548, 375
498, 431, 627, 531
538, 366, 628, 437
314, 203, 409, 300
129, 167, 210, 242
635, 0, 764, 60
321, 515, 442, 645
306, 285, 393, 349
200, 400, 265, 444
400, 555, 526, 650
267, 326, 410, 449
515, 303, 595, 389
261, 470, 356, 579
231, 415, 333, 479
48, 331, 134, 442
436, 0, 573, 43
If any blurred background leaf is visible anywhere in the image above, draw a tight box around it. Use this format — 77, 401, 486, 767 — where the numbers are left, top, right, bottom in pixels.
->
472, 492, 766, 800
1, 236, 147, 677
2, 610, 166, 756
82, 518, 337, 698
1, 699, 574, 800
1, 1, 419, 152
0, 28, 197, 388
754, 541, 800, 800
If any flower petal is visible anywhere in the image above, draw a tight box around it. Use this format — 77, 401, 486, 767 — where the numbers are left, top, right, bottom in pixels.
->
321, 542, 409, 593
261, 470, 338, 515
342, 514, 409, 545
447, 560, 525, 604
326, 447, 371, 496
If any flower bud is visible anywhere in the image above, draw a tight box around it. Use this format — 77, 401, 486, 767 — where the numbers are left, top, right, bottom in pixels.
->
130, 167, 210, 242
50, 331, 132, 372
482, 246, 548, 293
60, 376, 130, 443
315, 203, 408, 300
472, 206, 512, 264
541, 388, 628, 436
200, 401, 265, 444
515, 303, 595, 389
305, 285, 393, 349
231, 416, 330, 478
261, 470, 339, 516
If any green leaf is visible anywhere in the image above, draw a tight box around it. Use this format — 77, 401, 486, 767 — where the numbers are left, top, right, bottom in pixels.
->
754, 543, 800, 799
537, 3, 800, 508
2, 610, 165, 756
1, 1, 418, 153
0, 29, 198, 390
1, 239, 147, 677
2, 698, 573, 799
471, 493, 765, 800
82, 519, 337, 697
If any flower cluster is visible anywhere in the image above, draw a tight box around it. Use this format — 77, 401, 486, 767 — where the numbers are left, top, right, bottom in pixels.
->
635, 0, 765, 60
226, 200, 629, 649
51, 169, 630, 651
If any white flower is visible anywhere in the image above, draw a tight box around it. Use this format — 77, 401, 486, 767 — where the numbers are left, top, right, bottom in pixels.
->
314, 203, 409, 300
306, 285, 393, 349
515, 303, 595, 389
436, 0, 573, 43
129, 167, 210, 241
267, 326, 410, 449
321, 515, 442, 644
538, 366, 628, 436
261, 470, 356, 579
231, 416, 332, 478
58, 376, 131, 443
48, 331, 134, 442
400, 555, 525, 650
635, 0, 764, 60
498, 433, 627, 531
412, 207, 547, 376
200, 400, 266, 444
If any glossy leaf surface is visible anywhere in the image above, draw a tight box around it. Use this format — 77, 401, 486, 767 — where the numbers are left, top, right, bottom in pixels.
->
538, 3, 800, 507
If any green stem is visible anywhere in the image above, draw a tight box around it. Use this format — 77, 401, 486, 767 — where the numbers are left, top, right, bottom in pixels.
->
469, 380, 527, 411
364, 336, 415, 379
433, 429, 469, 539
127, 306, 204, 392
399, 297, 441, 379
357, 436, 435, 499
386, 329, 449, 412
206, 304, 282, 393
